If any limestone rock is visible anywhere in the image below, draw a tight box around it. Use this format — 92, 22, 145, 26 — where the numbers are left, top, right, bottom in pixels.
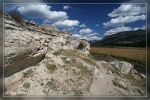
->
139, 73, 146, 79
4, 14, 91, 77
112, 78, 128, 90
40, 24, 59, 32
110, 61, 133, 74
107, 70, 112, 74
66, 37, 90, 55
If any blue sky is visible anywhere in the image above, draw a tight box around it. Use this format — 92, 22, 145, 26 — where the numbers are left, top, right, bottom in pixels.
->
4, 3, 146, 40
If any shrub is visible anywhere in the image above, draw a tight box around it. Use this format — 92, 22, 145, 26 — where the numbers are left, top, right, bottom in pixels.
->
46, 63, 57, 72
80, 64, 92, 78
9, 11, 23, 23
23, 69, 34, 78
61, 57, 71, 64
77, 42, 85, 50
46, 79, 57, 91
73, 89, 83, 96
23, 82, 30, 89
53, 49, 63, 55
62, 49, 98, 67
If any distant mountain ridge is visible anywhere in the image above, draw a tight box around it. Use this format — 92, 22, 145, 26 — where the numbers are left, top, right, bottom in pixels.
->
90, 29, 146, 47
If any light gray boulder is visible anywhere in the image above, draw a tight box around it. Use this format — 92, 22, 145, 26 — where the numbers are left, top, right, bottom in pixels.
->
66, 37, 90, 55
112, 78, 128, 90
110, 61, 133, 74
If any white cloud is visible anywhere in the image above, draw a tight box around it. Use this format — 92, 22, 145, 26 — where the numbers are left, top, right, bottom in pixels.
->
4, 0, 43, 3
103, 4, 146, 28
77, 28, 101, 40
79, 24, 86, 28
124, 0, 148, 3
53, 19, 80, 28
17, 4, 68, 23
141, 26, 146, 29
103, 4, 146, 36
16, 4, 81, 30
103, 15, 145, 27
105, 26, 132, 36
62, 27, 75, 32
73, 33, 101, 41
124, 0, 150, 13
108, 4, 146, 17
72, 34, 83, 38
86, 32, 101, 40
43, 19, 50, 24
63, 5, 71, 10
105, 25, 146, 36
133, 26, 145, 30
86, 32, 98, 37
79, 28, 93, 34
96, 24, 99, 27
88, 36, 102, 40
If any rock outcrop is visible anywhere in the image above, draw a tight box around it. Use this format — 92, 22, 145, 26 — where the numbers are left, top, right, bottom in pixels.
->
4, 14, 90, 77
4, 14, 92, 96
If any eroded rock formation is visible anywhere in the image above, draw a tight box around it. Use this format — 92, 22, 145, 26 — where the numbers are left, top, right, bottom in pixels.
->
4, 14, 93, 96
4, 14, 90, 77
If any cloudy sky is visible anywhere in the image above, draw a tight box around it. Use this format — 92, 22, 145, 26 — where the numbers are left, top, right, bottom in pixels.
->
4, 3, 146, 41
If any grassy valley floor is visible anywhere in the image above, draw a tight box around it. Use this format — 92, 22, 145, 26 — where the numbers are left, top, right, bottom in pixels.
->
90, 47, 146, 74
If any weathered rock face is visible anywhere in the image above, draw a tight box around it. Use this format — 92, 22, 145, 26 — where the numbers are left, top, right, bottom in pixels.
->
4, 15, 47, 77
4, 14, 90, 77
4, 14, 93, 96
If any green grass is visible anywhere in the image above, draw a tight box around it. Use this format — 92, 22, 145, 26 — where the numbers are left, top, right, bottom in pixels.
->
46, 78, 57, 91
61, 49, 98, 67
53, 49, 98, 67
53, 49, 94, 95
91, 52, 146, 74
23, 69, 34, 78
73, 89, 83, 96
64, 79, 75, 83
57, 50, 94, 78
53, 49, 63, 55
23, 82, 30, 89
46, 63, 57, 72
61, 57, 71, 64
123, 74, 145, 88
79, 64, 92, 78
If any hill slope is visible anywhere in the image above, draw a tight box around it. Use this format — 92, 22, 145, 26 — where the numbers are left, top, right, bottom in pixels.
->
91, 29, 146, 47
